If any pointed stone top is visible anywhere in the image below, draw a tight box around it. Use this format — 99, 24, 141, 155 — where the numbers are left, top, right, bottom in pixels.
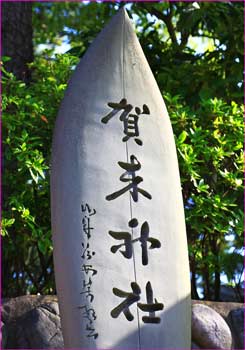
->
118, 6, 128, 15
81, 5, 134, 64
114, 6, 130, 22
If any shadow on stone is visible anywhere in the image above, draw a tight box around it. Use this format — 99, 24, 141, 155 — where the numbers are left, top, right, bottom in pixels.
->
107, 294, 191, 349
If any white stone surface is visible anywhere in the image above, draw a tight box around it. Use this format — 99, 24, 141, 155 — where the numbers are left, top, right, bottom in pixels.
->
51, 8, 191, 349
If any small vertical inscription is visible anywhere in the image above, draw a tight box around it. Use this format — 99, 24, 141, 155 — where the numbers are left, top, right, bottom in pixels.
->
78, 203, 98, 340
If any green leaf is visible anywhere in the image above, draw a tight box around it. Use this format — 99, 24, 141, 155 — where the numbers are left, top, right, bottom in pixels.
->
178, 130, 188, 144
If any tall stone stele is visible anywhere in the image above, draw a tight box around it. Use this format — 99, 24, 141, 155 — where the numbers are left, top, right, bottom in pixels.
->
51, 8, 191, 349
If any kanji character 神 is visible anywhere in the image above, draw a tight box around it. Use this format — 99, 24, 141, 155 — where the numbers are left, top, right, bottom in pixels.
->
109, 218, 161, 265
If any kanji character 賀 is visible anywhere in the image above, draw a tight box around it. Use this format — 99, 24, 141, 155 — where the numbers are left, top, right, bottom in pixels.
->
101, 99, 150, 145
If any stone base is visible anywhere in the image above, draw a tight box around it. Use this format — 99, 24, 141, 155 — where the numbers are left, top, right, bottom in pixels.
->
1, 295, 243, 349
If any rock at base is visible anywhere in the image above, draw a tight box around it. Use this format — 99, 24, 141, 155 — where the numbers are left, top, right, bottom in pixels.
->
228, 307, 244, 349
2, 296, 243, 349
192, 303, 232, 349
3, 299, 64, 349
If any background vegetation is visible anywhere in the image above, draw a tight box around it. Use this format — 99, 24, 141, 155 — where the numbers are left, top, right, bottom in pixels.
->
2, 1, 244, 301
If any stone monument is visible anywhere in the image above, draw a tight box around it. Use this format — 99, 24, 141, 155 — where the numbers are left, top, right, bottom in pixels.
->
51, 8, 191, 349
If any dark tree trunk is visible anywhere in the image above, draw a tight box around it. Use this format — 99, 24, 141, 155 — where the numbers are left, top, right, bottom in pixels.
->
191, 269, 200, 300
209, 233, 221, 301
2, 1, 33, 210
202, 234, 211, 300
190, 256, 200, 300
214, 269, 221, 300
2, 2, 34, 298
2, 1, 33, 82
203, 266, 211, 299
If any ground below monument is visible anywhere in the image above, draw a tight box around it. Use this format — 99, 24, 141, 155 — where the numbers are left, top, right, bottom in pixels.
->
1, 295, 243, 349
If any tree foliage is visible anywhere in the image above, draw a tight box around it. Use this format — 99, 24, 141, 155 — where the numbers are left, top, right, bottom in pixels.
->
2, 1, 244, 300
2, 53, 79, 294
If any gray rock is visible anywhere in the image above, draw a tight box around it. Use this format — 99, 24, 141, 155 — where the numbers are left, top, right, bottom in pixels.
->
192, 299, 243, 321
3, 299, 64, 349
2, 295, 58, 324
14, 303, 64, 349
41, 301, 60, 316
192, 303, 232, 349
228, 307, 244, 349
1, 322, 7, 348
